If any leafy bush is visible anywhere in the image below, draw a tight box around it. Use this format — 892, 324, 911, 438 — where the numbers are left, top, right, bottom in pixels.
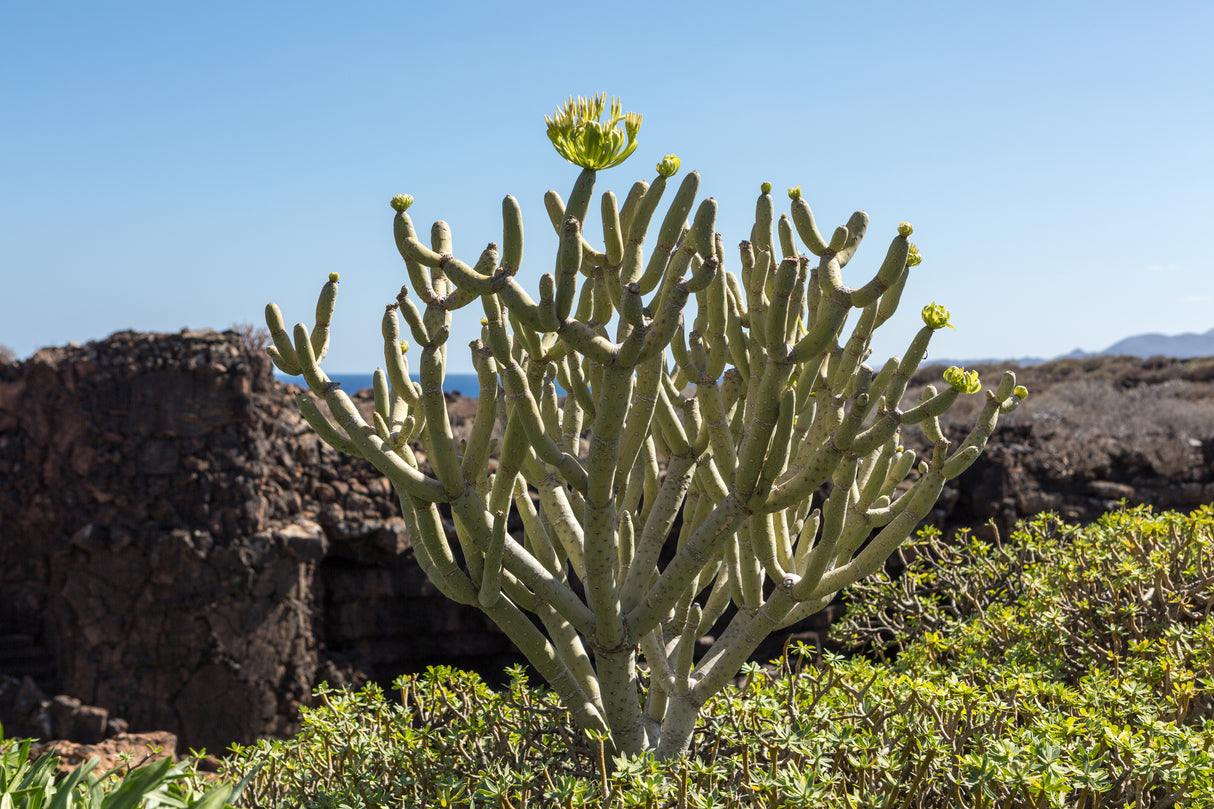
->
223, 507, 1214, 808
840, 506, 1214, 703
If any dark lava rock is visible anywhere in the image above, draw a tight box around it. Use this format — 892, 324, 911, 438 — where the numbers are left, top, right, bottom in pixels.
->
0, 329, 501, 752
908, 355, 1214, 539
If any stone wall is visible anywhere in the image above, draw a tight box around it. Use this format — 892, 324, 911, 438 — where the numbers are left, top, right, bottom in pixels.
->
0, 330, 510, 752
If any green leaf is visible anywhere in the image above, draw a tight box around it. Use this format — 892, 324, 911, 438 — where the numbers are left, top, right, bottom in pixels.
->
225, 763, 259, 806
184, 784, 232, 809
46, 756, 99, 809
97, 756, 173, 809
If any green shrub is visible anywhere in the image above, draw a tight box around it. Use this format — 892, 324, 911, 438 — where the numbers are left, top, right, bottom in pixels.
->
222, 507, 1214, 807
839, 505, 1214, 719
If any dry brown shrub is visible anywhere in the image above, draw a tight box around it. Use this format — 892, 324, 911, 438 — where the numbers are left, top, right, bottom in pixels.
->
230, 322, 271, 356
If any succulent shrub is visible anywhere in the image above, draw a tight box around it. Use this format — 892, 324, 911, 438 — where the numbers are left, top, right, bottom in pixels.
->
263, 93, 1026, 759
224, 508, 1214, 808
841, 506, 1214, 709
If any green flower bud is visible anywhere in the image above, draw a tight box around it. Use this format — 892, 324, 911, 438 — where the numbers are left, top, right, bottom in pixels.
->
1013, 385, 1028, 399
944, 366, 982, 395
328, 272, 340, 283
906, 243, 922, 267
898, 222, 913, 237
545, 93, 642, 170
390, 194, 414, 212
921, 302, 954, 331
761, 181, 773, 195
624, 111, 642, 139
788, 186, 802, 201
656, 154, 681, 178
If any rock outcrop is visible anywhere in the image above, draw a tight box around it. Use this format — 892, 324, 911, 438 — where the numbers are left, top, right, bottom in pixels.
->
0, 330, 510, 753
908, 356, 1214, 538
30, 731, 180, 775
1, 332, 1211, 753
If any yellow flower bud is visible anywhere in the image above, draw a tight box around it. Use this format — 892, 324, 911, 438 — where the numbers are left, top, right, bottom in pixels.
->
787, 186, 802, 201
328, 272, 340, 283
624, 112, 642, 139
656, 154, 681, 178
921, 302, 954, 331
898, 222, 913, 237
545, 93, 642, 170
1013, 385, 1028, 400
390, 194, 414, 212
906, 243, 922, 267
761, 181, 773, 195
944, 366, 982, 395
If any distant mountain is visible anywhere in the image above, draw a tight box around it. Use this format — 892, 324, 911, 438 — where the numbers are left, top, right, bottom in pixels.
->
1099, 327, 1214, 359
926, 326, 1214, 368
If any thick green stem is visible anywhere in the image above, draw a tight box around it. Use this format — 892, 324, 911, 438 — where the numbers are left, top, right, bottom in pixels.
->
269, 158, 1024, 760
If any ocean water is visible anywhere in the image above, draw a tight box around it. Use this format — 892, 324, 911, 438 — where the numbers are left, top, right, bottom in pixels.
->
276, 372, 484, 397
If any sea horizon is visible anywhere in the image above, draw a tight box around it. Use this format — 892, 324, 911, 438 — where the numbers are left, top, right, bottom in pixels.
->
275, 372, 484, 398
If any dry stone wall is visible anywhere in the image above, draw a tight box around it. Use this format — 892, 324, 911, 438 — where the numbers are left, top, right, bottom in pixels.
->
0, 330, 511, 752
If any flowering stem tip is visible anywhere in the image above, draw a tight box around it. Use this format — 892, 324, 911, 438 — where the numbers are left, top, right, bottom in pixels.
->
545, 94, 642, 171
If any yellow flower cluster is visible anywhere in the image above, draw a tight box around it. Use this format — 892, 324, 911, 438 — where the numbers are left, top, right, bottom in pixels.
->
545, 94, 642, 170
944, 366, 982, 394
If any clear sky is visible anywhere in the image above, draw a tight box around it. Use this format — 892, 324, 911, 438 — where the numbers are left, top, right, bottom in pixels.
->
3, 1, 1211, 373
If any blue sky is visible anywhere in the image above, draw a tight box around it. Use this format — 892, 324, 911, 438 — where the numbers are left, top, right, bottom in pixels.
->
3, 1, 1211, 373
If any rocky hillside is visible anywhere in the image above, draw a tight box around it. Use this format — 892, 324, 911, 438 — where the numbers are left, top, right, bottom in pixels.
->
0, 332, 1211, 753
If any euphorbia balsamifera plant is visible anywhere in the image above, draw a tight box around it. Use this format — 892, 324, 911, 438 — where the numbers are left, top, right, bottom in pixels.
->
264, 93, 1027, 759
